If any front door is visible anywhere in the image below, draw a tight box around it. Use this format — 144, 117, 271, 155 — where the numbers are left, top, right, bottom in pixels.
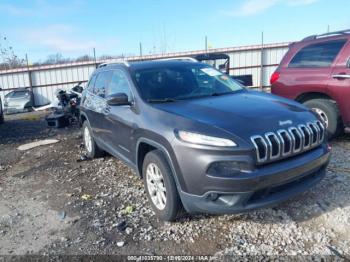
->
103, 69, 136, 161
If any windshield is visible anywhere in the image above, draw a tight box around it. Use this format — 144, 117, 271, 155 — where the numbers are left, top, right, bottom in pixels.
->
132, 64, 243, 102
11, 91, 30, 99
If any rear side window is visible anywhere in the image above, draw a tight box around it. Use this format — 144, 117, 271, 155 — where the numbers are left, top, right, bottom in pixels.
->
289, 40, 346, 68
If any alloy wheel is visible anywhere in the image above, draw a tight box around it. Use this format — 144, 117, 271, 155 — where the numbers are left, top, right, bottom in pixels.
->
146, 163, 167, 210
312, 107, 329, 128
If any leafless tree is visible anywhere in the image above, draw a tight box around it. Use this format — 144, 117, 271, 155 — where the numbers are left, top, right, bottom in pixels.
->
76, 55, 93, 62
0, 35, 25, 70
44, 53, 72, 65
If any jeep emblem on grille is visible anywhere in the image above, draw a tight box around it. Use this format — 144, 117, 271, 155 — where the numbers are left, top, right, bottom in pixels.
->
279, 120, 293, 126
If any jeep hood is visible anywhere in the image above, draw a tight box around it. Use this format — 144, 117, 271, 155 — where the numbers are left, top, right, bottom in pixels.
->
152, 91, 316, 139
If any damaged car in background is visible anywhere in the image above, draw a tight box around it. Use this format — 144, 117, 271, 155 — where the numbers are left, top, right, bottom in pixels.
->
80, 59, 331, 221
45, 82, 84, 128
3, 88, 33, 114
32, 82, 85, 128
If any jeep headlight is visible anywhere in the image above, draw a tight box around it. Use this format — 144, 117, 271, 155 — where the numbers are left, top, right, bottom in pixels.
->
177, 130, 236, 147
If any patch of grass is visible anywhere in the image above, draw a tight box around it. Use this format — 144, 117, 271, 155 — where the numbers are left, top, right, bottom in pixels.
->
19, 115, 41, 121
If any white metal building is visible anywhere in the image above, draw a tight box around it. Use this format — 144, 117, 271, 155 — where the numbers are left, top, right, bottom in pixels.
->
0, 42, 290, 106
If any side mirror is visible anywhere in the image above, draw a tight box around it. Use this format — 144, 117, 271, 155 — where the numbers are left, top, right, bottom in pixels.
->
106, 93, 130, 106
72, 85, 84, 93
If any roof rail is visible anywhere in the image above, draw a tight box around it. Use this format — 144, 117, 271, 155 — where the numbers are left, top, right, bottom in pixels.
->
302, 29, 350, 41
156, 57, 198, 62
98, 59, 130, 68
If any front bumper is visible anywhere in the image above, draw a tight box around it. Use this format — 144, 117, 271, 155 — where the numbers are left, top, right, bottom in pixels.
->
177, 145, 330, 214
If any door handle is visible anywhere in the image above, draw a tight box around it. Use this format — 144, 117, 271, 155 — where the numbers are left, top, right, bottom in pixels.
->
332, 74, 350, 79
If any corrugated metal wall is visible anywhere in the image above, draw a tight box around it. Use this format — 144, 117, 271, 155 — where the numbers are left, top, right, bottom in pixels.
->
30, 64, 96, 105
0, 42, 289, 107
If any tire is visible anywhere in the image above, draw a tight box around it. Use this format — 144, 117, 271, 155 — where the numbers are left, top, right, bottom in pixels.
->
82, 121, 104, 158
142, 150, 183, 221
303, 98, 342, 139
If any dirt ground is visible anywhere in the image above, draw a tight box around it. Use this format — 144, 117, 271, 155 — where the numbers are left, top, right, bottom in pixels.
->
0, 112, 349, 260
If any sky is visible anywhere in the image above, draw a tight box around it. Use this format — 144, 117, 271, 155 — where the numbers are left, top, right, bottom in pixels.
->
0, 0, 349, 63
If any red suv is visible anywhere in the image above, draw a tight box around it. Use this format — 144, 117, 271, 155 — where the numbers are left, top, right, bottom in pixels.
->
271, 29, 350, 139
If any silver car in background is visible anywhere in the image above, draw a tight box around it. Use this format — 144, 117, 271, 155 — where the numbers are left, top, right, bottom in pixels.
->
4, 88, 33, 114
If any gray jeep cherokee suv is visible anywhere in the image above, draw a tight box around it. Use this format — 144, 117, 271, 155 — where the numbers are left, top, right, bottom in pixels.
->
80, 59, 331, 221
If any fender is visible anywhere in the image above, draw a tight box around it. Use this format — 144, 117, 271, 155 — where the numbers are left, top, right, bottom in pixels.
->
136, 137, 183, 192
79, 111, 89, 126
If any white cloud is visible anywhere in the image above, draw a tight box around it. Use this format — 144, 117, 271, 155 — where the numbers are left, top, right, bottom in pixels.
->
0, 0, 85, 17
223, 0, 319, 17
0, 3, 33, 16
287, 0, 319, 6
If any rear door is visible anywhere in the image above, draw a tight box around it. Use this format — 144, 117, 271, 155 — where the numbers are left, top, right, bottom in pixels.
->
280, 40, 347, 99
86, 70, 113, 141
82, 73, 97, 121
327, 39, 350, 127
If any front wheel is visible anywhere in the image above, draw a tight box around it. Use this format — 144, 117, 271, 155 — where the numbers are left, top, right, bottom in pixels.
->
303, 98, 343, 139
142, 150, 183, 221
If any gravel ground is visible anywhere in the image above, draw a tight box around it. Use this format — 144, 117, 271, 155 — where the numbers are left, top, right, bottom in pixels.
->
0, 112, 349, 260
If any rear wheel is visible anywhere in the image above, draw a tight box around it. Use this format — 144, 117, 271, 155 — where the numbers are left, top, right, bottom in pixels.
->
142, 150, 183, 221
82, 121, 104, 158
303, 98, 342, 139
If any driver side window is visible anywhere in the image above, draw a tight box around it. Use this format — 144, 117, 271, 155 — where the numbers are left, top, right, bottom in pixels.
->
106, 70, 132, 100
94, 71, 112, 98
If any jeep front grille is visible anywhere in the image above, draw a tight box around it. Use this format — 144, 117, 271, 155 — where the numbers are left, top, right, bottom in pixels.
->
251, 121, 325, 164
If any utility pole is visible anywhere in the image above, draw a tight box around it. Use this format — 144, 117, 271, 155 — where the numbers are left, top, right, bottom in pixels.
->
26, 54, 35, 106
260, 32, 264, 91
93, 48, 97, 68
139, 42, 143, 59
205, 35, 208, 53
327, 25, 330, 33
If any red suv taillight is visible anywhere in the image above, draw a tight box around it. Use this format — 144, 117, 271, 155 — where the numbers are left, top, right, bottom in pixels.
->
270, 71, 280, 85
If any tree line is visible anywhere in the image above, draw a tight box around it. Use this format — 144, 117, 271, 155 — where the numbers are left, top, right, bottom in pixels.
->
0, 35, 132, 70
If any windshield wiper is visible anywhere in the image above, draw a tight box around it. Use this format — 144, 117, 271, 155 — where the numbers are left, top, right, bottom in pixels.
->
147, 98, 177, 103
210, 91, 234, 96
176, 92, 234, 100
